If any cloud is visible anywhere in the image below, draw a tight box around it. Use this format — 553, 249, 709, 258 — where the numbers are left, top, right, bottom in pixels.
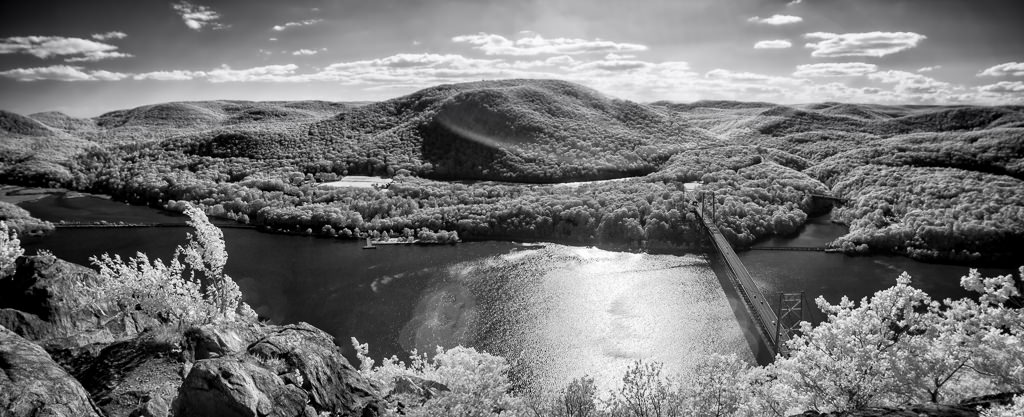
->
0, 36, 132, 62
804, 32, 926, 58
787, 0, 802, 6
206, 64, 301, 82
793, 62, 878, 77
917, 65, 941, 73
978, 81, 1024, 93
172, 2, 227, 31
0, 65, 128, 81
754, 40, 792, 49
292, 48, 326, 56
133, 70, 207, 81
747, 15, 803, 25
867, 70, 950, 95
272, 19, 323, 31
452, 32, 647, 56
91, 31, 127, 41
705, 69, 806, 86
978, 62, 1024, 77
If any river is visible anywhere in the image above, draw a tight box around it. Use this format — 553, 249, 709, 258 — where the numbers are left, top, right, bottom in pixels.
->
11, 190, 1016, 391
15, 191, 751, 392
740, 213, 1015, 323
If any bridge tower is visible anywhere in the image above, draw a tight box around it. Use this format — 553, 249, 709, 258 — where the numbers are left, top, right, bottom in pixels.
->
699, 190, 717, 224
774, 292, 806, 356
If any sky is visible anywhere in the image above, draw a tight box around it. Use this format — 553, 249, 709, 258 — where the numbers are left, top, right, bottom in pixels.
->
2, 0, 1024, 116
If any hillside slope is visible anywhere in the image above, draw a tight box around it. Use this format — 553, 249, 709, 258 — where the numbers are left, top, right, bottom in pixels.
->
1, 79, 1022, 261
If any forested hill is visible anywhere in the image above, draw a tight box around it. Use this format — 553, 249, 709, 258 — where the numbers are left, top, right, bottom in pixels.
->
2, 79, 1023, 262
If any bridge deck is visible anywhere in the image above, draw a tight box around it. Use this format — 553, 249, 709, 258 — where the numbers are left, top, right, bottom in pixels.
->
697, 209, 780, 353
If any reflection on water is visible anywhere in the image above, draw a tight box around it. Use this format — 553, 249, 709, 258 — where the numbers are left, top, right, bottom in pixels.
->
19, 193, 750, 392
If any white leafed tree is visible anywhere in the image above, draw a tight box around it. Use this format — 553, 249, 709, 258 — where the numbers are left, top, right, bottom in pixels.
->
79, 203, 251, 325
0, 221, 24, 276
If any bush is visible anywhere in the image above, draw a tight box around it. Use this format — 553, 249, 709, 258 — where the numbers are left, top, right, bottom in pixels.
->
73, 202, 253, 326
0, 221, 23, 276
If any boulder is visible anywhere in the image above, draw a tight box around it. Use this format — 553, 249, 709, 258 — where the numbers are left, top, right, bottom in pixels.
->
390, 375, 450, 402
0, 253, 155, 347
247, 323, 383, 416
175, 356, 311, 417
0, 325, 104, 417
71, 330, 186, 417
184, 323, 260, 360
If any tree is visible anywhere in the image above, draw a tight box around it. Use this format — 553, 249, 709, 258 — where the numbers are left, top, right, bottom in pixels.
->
0, 221, 24, 277
76, 203, 252, 326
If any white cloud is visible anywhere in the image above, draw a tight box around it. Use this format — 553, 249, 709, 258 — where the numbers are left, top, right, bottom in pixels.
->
917, 65, 941, 73
292, 49, 319, 56
206, 64, 301, 82
133, 70, 207, 81
172, 2, 227, 31
705, 69, 806, 86
978, 62, 1024, 77
0, 36, 132, 62
754, 40, 792, 49
747, 15, 803, 25
793, 62, 878, 77
868, 70, 950, 95
979, 81, 1024, 93
91, 31, 127, 41
0, 65, 128, 81
452, 32, 647, 56
787, 0, 802, 6
272, 19, 324, 31
804, 32, 926, 58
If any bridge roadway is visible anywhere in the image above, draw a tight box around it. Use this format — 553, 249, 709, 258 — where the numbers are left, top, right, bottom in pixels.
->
696, 208, 781, 355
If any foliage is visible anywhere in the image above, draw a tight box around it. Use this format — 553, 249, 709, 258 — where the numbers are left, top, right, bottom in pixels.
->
74, 202, 251, 326
0, 220, 23, 276
3, 80, 1023, 261
772, 267, 1024, 412
0, 200, 55, 236
351, 267, 1023, 416
353, 339, 521, 417
829, 165, 1024, 263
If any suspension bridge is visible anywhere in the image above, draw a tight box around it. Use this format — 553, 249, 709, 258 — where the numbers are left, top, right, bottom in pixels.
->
695, 190, 807, 359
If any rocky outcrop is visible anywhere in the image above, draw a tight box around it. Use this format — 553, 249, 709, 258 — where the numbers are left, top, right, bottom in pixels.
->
0, 253, 385, 417
248, 323, 382, 416
0, 253, 156, 348
175, 323, 383, 417
176, 357, 312, 417
0, 325, 104, 417
70, 331, 186, 417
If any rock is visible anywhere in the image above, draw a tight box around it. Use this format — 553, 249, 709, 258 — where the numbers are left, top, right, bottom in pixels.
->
129, 395, 169, 417
184, 323, 259, 360
791, 403, 979, 416
248, 322, 383, 416
0, 253, 155, 347
70, 327, 186, 417
959, 391, 1022, 410
175, 356, 310, 417
0, 325, 104, 417
387, 375, 450, 413
390, 375, 450, 402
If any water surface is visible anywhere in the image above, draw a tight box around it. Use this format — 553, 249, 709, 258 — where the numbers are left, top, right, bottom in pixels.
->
20, 192, 751, 391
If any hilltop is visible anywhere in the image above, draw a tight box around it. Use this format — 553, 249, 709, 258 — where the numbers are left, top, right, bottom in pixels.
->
1, 79, 1022, 262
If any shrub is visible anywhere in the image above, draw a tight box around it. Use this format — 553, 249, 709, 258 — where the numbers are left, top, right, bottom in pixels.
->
0, 221, 23, 276
74, 202, 253, 326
